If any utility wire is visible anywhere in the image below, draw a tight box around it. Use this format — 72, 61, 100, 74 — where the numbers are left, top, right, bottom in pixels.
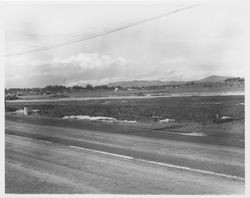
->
5, 4, 199, 57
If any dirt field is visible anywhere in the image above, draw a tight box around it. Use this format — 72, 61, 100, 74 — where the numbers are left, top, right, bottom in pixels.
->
6, 95, 245, 136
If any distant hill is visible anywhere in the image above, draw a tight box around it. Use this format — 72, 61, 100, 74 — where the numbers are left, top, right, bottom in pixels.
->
106, 75, 241, 88
107, 80, 185, 88
196, 75, 231, 82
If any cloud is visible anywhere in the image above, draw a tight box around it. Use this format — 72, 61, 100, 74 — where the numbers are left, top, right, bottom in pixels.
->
52, 53, 128, 70
5, 53, 129, 88
65, 77, 131, 87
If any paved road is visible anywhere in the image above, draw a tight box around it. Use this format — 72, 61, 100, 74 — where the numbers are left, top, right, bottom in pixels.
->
5, 118, 245, 194
5, 115, 245, 148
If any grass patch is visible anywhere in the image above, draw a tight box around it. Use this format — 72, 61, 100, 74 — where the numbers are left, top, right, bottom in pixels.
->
6, 95, 244, 135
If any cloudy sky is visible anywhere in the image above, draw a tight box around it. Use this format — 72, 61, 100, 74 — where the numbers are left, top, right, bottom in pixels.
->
4, 0, 248, 88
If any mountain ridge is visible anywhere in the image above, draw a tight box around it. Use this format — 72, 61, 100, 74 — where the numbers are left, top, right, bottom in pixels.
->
106, 75, 235, 88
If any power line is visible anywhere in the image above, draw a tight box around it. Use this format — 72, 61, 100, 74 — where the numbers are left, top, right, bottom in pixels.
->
5, 4, 199, 57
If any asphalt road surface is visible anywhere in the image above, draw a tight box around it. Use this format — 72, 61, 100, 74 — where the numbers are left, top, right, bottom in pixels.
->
5, 117, 245, 194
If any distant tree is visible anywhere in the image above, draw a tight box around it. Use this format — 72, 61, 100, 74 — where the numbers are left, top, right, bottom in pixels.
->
5, 95, 19, 100
225, 77, 244, 83
94, 85, 110, 90
72, 85, 84, 90
204, 84, 212, 88
85, 84, 93, 90
186, 81, 194, 86
44, 85, 67, 93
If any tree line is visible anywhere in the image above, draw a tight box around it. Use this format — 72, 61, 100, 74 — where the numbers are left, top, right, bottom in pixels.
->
5, 84, 122, 95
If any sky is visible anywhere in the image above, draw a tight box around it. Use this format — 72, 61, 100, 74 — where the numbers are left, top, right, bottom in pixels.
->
4, 0, 248, 88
